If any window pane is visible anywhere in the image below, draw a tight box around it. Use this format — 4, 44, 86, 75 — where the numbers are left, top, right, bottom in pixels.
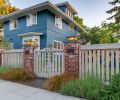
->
32, 14, 37, 24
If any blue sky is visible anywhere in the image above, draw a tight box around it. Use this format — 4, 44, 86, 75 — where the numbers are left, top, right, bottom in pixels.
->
9, 0, 113, 27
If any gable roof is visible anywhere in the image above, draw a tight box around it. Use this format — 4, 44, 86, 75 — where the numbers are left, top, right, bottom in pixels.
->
0, 1, 85, 32
56, 2, 78, 14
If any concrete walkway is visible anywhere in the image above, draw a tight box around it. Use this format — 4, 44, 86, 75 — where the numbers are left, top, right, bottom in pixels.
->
0, 80, 81, 100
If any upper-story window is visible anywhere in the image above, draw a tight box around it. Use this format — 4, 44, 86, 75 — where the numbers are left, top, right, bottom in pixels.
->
55, 16, 62, 29
10, 19, 18, 30
66, 8, 73, 19
27, 13, 37, 26
69, 24, 74, 31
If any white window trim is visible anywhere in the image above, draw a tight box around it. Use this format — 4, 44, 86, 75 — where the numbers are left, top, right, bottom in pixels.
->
55, 16, 62, 29
9, 19, 18, 30
27, 13, 37, 26
66, 8, 73, 19
53, 40, 64, 49
69, 24, 74, 31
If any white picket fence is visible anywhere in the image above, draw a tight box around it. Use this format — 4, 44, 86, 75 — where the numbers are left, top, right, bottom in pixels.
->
2, 49, 24, 68
79, 43, 120, 83
34, 48, 64, 78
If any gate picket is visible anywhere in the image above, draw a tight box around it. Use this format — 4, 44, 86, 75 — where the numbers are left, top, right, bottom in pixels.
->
34, 48, 64, 78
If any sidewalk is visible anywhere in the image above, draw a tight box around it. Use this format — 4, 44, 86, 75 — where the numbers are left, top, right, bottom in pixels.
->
0, 80, 81, 100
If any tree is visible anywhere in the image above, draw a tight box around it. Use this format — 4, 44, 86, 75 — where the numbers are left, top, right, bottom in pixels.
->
74, 16, 84, 27
0, 36, 13, 49
0, 0, 18, 49
107, 0, 120, 23
0, 0, 17, 17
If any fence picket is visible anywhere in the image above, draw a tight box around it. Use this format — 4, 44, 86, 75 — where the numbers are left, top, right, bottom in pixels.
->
34, 49, 64, 78
101, 50, 105, 82
2, 50, 23, 68
97, 50, 100, 79
89, 51, 92, 75
80, 43, 120, 83
116, 50, 119, 75
111, 50, 114, 77
85, 51, 88, 74
81, 51, 85, 78
93, 50, 96, 77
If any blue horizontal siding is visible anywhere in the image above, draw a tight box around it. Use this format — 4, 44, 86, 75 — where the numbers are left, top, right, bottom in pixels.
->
3, 10, 78, 49
4, 10, 48, 49
46, 11, 77, 46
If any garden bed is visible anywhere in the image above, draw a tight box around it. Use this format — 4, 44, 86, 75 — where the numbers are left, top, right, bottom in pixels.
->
0, 66, 35, 82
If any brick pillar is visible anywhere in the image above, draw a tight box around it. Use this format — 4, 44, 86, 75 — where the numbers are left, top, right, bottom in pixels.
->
64, 43, 80, 77
23, 44, 36, 72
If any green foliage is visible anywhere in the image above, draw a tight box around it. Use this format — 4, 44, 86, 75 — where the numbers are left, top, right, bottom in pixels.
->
74, 16, 83, 27
59, 76, 103, 100
99, 73, 120, 100
74, 15, 119, 44
0, 37, 13, 49
106, 0, 120, 23
44, 73, 77, 92
83, 22, 119, 44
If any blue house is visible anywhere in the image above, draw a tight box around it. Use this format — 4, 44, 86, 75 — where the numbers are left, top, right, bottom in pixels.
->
0, 1, 84, 49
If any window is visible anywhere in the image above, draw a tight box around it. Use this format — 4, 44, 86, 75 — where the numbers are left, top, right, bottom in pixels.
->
66, 8, 73, 19
55, 16, 62, 29
53, 40, 64, 49
27, 13, 37, 26
69, 24, 74, 31
10, 19, 18, 30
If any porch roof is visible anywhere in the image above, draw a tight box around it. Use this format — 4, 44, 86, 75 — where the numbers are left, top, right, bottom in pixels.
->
17, 32, 43, 37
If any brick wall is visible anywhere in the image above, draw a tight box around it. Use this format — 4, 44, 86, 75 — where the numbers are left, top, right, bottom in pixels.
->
23, 44, 36, 72
64, 43, 80, 77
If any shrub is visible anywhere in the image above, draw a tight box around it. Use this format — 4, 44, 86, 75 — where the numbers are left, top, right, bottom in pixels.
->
59, 76, 103, 100
44, 73, 77, 92
99, 73, 120, 100
0, 68, 35, 81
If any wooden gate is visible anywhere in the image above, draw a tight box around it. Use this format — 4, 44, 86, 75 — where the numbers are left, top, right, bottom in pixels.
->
34, 48, 64, 78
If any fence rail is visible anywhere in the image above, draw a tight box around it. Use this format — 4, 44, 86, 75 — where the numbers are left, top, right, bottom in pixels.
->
34, 48, 64, 78
2, 49, 24, 68
80, 43, 120, 83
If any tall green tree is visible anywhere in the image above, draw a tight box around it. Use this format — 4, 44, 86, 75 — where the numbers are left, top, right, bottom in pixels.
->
107, 0, 120, 23
74, 16, 84, 27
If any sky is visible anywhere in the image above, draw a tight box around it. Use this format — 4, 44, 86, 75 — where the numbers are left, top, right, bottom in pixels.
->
9, 0, 113, 27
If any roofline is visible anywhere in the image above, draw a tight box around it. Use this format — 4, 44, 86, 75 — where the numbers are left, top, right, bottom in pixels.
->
48, 2, 86, 32
55, 2, 78, 14
0, 1, 50, 21
0, 1, 86, 32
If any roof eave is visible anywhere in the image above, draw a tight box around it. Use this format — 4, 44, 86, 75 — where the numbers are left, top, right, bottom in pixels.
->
0, 1, 85, 32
